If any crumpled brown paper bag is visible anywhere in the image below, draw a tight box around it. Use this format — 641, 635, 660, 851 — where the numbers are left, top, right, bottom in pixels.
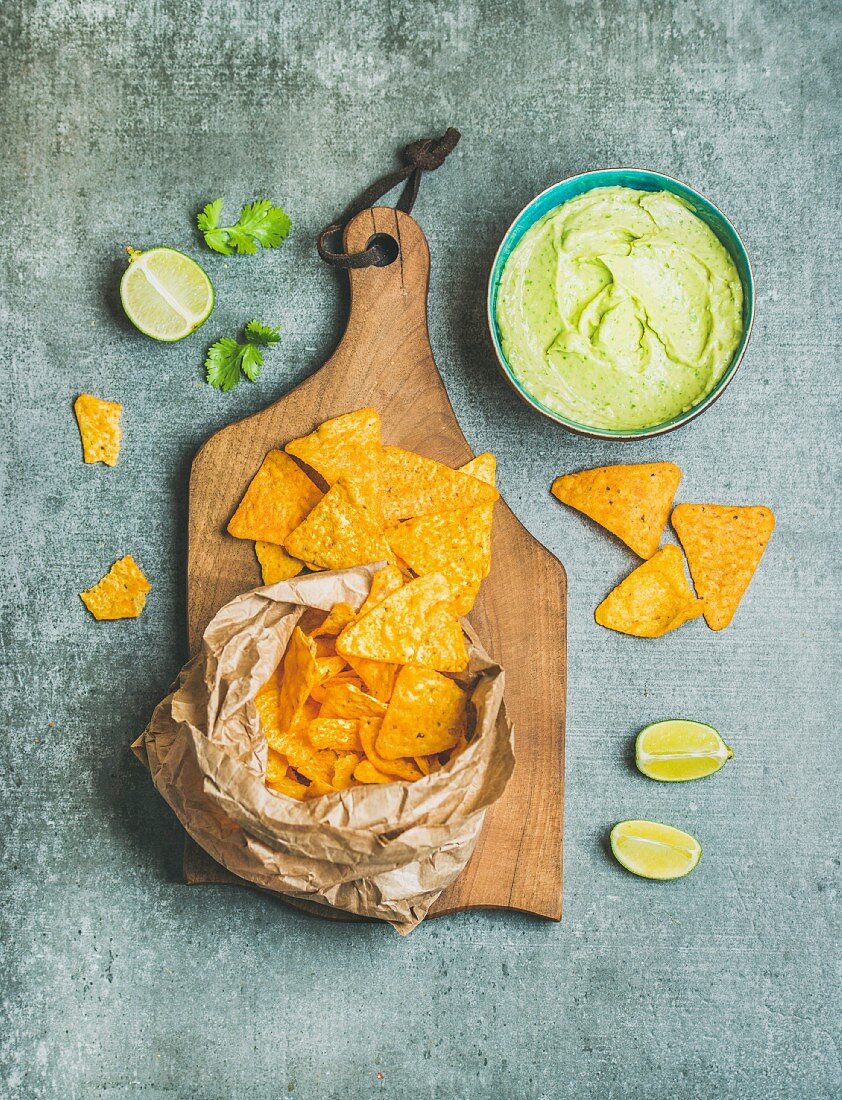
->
133, 563, 514, 933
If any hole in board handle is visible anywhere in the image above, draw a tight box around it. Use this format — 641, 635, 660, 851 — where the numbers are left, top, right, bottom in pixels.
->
366, 233, 400, 267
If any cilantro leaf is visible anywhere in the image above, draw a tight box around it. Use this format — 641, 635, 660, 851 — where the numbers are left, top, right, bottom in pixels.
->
224, 225, 258, 255
236, 200, 292, 249
197, 199, 224, 232
197, 199, 291, 255
204, 322, 281, 392
245, 320, 282, 347
204, 338, 245, 391
202, 228, 234, 255
240, 344, 264, 382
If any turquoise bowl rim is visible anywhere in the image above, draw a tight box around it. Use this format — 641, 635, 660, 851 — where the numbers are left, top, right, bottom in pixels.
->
486, 168, 755, 440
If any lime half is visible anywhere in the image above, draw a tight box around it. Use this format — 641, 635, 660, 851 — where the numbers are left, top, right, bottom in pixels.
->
120, 247, 214, 341
611, 820, 701, 880
636, 719, 733, 782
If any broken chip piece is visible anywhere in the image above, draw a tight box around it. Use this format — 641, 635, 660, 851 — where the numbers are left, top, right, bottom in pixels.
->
305, 718, 363, 752
265, 747, 290, 787
275, 627, 322, 735
595, 545, 703, 638
551, 462, 681, 559
310, 602, 357, 637
672, 504, 775, 630
80, 555, 151, 620
332, 752, 361, 789
74, 393, 123, 467
257, 673, 338, 790
353, 759, 393, 785
343, 655, 399, 703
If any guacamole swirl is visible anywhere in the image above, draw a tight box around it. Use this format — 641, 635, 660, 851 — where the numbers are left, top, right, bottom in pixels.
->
496, 187, 744, 430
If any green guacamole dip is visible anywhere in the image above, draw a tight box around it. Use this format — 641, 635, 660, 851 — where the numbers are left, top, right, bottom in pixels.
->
495, 187, 744, 430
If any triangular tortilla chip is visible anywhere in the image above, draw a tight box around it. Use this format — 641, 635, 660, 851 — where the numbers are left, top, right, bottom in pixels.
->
595, 545, 703, 637
255, 541, 304, 584
80, 555, 151, 620
332, 753, 361, 789
376, 667, 467, 759
310, 602, 356, 637
74, 393, 122, 466
381, 446, 499, 523
353, 759, 393, 785
359, 718, 423, 781
265, 748, 289, 786
275, 626, 321, 734
552, 462, 681, 559
310, 669, 364, 704
336, 573, 468, 672
256, 680, 337, 790
285, 407, 383, 523
314, 656, 348, 685
319, 681, 387, 720
305, 718, 363, 752
386, 503, 493, 616
228, 450, 322, 544
357, 565, 404, 619
343, 656, 398, 703
672, 504, 775, 630
459, 452, 496, 486
284, 480, 392, 571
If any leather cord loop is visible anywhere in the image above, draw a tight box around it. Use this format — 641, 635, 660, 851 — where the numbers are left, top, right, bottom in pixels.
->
317, 128, 460, 269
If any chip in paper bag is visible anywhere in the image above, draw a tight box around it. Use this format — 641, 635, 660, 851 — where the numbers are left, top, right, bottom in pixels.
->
132, 564, 513, 933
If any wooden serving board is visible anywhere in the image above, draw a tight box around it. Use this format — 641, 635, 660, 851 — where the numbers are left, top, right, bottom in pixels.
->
185, 207, 567, 922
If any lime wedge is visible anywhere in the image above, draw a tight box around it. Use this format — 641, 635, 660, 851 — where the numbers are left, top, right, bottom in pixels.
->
120, 247, 214, 341
611, 820, 701, 880
635, 719, 733, 782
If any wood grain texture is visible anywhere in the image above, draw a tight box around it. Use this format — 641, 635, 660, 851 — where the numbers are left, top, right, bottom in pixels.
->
185, 207, 566, 921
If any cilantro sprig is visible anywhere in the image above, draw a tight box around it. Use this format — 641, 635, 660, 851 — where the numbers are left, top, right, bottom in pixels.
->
197, 199, 291, 255
205, 321, 281, 392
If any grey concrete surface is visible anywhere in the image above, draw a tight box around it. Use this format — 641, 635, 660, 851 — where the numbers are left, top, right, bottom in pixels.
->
1, 1, 839, 1097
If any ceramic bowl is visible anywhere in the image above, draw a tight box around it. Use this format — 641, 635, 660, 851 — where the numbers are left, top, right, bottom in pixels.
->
487, 168, 754, 440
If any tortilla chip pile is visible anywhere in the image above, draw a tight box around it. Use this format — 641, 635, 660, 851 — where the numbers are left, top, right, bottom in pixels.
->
255, 566, 473, 799
227, 408, 499, 616
552, 463, 774, 636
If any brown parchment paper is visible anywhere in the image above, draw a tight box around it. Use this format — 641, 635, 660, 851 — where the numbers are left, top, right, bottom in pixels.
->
132, 564, 514, 934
